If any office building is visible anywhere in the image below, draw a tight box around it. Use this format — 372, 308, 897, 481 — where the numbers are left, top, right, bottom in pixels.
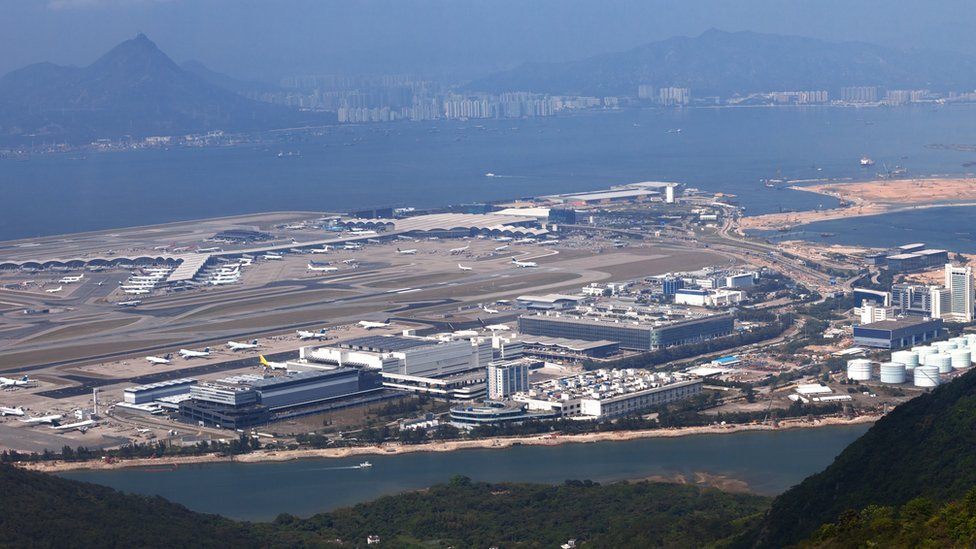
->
853, 288, 891, 307
518, 313, 734, 351
661, 276, 684, 296
885, 249, 948, 272
853, 318, 943, 349
487, 360, 529, 399
124, 378, 197, 405
945, 264, 974, 322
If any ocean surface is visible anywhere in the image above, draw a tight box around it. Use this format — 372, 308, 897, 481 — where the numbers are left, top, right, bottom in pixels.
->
756, 205, 976, 253
61, 424, 870, 521
4, 104, 976, 241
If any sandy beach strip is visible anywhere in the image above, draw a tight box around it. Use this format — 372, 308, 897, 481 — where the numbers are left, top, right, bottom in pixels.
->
19, 415, 878, 473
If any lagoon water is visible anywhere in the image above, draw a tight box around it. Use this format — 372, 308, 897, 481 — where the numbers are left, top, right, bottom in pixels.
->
4, 105, 976, 241
61, 424, 869, 521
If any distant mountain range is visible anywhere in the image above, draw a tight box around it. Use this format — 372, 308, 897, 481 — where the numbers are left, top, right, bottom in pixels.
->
0, 34, 330, 144
466, 29, 976, 97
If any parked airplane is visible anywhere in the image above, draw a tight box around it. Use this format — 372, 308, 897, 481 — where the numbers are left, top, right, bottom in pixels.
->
538, 240, 560, 246
396, 248, 418, 255
123, 289, 151, 295
483, 306, 500, 314
227, 340, 260, 351
263, 253, 283, 260
494, 245, 510, 251
342, 258, 358, 264
343, 243, 362, 250
117, 300, 142, 307
458, 264, 473, 271
0, 376, 30, 388
0, 406, 24, 417
512, 238, 536, 244
44, 285, 63, 293
179, 347, 211, 359
511, 257, 538, 268
310, 246, 332, 253
358, 319, 392, 329
484, 324, 511, 331
58, 274, 84, 284
259, 355, 288, 370
449, 244, 470, 254
307, 263, 339, 272
145, 354, 173, 365
20, 414, 62, 425
54, 419, 96, 432
297, 329, 328, 341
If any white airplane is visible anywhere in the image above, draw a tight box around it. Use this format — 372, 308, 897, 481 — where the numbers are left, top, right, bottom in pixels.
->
484, 324, 511, 331
45, 285, 63, 293
259, 355, 288, 370
343, 243, 362, 250
0, 406, 25, 417
307, 262, 339, 272
449, 244, 470, 255
358, 320, 391, 329
511, 257, 538, 268
179, 347, 211, 359
0, 376, 30, 388
20, 414, 62, 425
483, 306, 500, 314
458, 264, 473, 271
227, 339, 260, 351
297, 329, 328, 340
146, 354, 173, 365
59, 274, 84, 283
342, 258, 358, 264
513, 238, 536, 244
117, 300, 142, 307
396, 248, 418, 255
124, 289, 151, 295
538, 240, 560, 246
495, 237, 513, 242
494, 245, 510, 251
263, 253, 283, 260
310, 246, 332, 253
54, 419, 95, 432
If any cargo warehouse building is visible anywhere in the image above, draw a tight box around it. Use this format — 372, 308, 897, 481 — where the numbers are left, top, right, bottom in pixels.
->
852, 317, 944, 349
179, 368, 361, 429
517, 313, 734, 351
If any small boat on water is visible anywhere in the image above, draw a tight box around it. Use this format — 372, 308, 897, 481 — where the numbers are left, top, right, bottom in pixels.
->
860, 156, 875, 167
359, 461, 373, 468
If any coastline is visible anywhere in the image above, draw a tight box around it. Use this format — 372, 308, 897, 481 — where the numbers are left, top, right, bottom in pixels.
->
738, 177, 976, 231
19, 414, 878, 474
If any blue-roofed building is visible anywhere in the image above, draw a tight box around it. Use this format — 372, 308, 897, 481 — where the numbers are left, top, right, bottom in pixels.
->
853, 318, 943, 349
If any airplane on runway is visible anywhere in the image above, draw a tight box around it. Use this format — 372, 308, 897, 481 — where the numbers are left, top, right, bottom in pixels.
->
458, 264, 473, 271
45, 285, 63, 293
358, 319, 392, 329
259, 355, 288, 370
511, 257, 538, 268
396, 248, 418, 255
53, 419, 95, 432
20, 414, 62, 425
0, 376, 30, 388
307, 262, 339, 272
227, 340, 260, 351
145, 354, 173, 365
483, 305, 500, 314
0, 406, 24, 417
179, 347, 211, 359
494, 245, 509, 251
449, 244, 470, 254
297, 329, 328, 341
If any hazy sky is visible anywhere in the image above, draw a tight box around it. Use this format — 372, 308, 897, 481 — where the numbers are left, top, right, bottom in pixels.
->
3, 0, 976, 83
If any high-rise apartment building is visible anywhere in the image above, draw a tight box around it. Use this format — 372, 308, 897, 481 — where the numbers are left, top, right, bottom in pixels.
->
945, 264, 974, 322
487, 360, 529, 400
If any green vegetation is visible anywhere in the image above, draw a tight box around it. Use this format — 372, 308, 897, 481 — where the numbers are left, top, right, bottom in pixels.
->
747, 367, 976, 548
0, 465, 770, 549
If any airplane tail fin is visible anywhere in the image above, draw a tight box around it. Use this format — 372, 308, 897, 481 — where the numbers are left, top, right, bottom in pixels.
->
203, 347, 210, 352
259, 355, 270, 367
20, 376, 28, 382
251, 339, 259, 345
477, 317, 487, 328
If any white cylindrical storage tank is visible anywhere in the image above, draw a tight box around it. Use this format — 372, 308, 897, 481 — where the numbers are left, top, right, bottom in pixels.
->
950, 337, 969, 349
951, 349, 972, 370
891, 350, 919, 369
966, 334, 976, 347
934, 341, 957, 353
880, 362, 907, 384
914, 346, 936, 362
847, 359, 873, 381
925, 353, 952, 374
914, 366, 940, 388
